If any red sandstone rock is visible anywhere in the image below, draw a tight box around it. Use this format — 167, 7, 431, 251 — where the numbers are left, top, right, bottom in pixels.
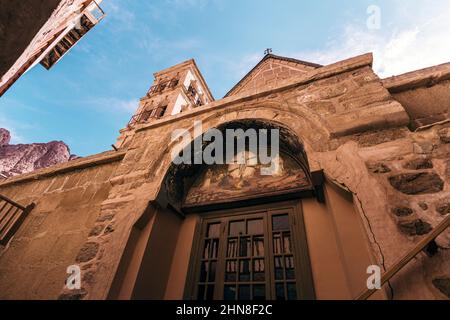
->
0, 128, 73, 177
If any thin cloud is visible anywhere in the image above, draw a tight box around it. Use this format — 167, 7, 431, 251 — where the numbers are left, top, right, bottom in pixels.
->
103, 0, 137, 32
165, 0, 215, 9
227, 53, 263, 80
89, 97, 139, 114
292, 1, 450, 78
0, 115, 28, 144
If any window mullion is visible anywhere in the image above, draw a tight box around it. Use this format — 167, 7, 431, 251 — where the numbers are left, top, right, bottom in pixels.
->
214, 220, 227, 299
265, 211, 275, 300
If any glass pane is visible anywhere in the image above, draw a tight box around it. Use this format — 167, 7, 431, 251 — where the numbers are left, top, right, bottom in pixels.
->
253, 285, 266, 301
274, 256, 284, 280
272, 214, 289, 231
197, 285, 205, 300
200, 262, 208, 282
225, 260, 237, 282
273, 234, 282, 255
287, 283, 297, 300
252, 237, 264, 257
206, 285, 215, 300
283, 232, 292, 254
238, 285, 251, 300
239, 260, 251, 281
203, 240, 210, 259
209, 261, 217, 282
276, 283, 285, 300
229, 220, 245, 236
239, 237, 251, 257
207, 223, 220, 238
253, 259, 265, 281
211, 239, 219, 259
247, 219, 263, 235
285, 256, 295, 280
227, 238, 238, 258
224, 285, 236, 300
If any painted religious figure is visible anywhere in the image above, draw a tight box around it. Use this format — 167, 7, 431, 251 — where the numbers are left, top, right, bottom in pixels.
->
184, 150, 311, 206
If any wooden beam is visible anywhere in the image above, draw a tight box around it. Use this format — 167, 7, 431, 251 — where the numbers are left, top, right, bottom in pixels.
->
0, 194, 25, 210
356, 215, 450, 300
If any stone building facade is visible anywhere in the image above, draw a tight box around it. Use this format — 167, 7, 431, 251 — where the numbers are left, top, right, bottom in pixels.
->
0, 53, 449, 300
0, 0, 105, 96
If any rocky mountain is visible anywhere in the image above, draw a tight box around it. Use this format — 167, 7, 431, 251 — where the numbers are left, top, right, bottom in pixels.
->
0, 128, 74, 178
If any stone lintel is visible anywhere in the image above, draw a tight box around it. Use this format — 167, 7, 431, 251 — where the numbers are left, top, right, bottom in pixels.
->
0, 150, 126, 187
383, 61, 450, 93
328, 101, 410, 138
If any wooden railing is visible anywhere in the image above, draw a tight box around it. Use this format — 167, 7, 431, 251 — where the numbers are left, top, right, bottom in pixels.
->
0, 194, 35, 245
147, 78, 179, 96
356, 215, 450, 300
127, 106, 168, 127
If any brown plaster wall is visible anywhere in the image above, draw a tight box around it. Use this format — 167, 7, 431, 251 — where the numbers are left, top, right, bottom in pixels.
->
109, 209, 157, 300
323, 182, 384, 299
131, 208, 183, 299
164, 214, 199, 300
109, 207, 188, 300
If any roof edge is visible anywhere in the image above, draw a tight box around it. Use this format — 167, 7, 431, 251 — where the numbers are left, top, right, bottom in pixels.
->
382, 61, 450, 93
132, 53, 374, 134
224, 54, 322, 98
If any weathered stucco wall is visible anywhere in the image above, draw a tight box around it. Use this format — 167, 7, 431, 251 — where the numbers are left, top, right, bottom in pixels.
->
0, 152, 121, 299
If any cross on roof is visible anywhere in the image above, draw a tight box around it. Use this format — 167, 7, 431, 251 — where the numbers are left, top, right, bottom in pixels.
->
264, 48, 273, 55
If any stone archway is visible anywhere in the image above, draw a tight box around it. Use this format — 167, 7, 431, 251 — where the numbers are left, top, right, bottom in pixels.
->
106, 118, 330, 300
154, 119, 319, 300
146, 102, 333, 206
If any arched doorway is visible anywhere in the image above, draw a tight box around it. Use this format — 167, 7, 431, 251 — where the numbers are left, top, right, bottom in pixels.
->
161, 120, 320, 300
109, 119, 377, 300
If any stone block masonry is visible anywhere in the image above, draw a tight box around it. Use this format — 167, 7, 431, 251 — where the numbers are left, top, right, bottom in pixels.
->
0, 151, 122, 299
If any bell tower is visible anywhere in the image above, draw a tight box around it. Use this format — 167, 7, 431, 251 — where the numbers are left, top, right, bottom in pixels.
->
116, 59, 214, 148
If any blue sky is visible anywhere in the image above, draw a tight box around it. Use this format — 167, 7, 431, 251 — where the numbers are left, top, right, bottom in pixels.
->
0, 0, 449, 156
